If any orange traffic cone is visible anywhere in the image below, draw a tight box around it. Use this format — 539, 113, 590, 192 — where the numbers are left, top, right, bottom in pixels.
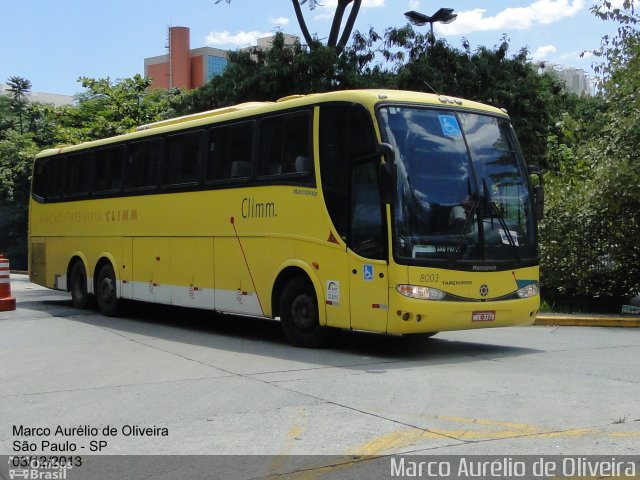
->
0, 253, 16, 311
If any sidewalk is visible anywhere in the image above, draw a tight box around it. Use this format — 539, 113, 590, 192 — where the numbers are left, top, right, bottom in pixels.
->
535, 313, 640, 328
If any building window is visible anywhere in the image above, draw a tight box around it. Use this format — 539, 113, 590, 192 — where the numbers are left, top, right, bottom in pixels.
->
207, 55, 228, 81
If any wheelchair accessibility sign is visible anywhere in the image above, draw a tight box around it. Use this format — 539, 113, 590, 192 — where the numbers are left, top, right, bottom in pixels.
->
363, 264, 374, 281
439, 114, 462, 137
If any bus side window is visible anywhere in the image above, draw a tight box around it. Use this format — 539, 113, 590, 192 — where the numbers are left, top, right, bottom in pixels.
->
258, 112, 312, 178
231, 123, 254, 177
94, 146, 124, 194
66, 152, 92, 197
206, 122, 254, 182
46, 155, 66, 200
259, 116, 285, 175
207, 126, 231, 181
283, 114, 311, 174
126, 140, 161, 190
32, 158, 48, 200
164, 131, 203, 186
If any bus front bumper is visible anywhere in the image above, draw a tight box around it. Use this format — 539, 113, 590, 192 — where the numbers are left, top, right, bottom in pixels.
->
386, 292, 539, 335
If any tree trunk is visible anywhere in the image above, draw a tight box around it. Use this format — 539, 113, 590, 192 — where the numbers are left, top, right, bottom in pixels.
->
327, 0, 352, 48
337, 0, 361, 51
292, 0, 315, 47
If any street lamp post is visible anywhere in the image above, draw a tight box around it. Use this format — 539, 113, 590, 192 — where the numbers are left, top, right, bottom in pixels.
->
404, 8, 457, 43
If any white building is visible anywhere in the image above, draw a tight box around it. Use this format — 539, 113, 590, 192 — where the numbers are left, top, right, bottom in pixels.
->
257, 33, 300, 49
537, 63, 596, 96
1, 83, 74, 106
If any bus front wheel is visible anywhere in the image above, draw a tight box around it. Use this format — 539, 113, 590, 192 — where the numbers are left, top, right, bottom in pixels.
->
69, 261, 90, 309
279, 275, 330, 348
96, 262, 120, 317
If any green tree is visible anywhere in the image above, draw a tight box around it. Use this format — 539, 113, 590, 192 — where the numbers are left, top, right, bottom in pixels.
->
0, 74, 180, 268
5, 76, 32, 134
69, 74, 181, 140
0, 96, 16, 140
177, 31, 388, 112
539, 0, 640, 308
382, 28, 572, 168
0, 131, 38, 268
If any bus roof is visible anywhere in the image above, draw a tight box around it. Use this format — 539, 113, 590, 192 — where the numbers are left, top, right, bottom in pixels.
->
36, 89, 507, 158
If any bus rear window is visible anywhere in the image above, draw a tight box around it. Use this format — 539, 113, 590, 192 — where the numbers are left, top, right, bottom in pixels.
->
32, 158, 49, 200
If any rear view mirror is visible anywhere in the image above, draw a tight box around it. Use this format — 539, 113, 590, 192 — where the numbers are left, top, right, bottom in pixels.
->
377, 142, 395, 164
377, 143, 397, 204
529, 165, 544, 220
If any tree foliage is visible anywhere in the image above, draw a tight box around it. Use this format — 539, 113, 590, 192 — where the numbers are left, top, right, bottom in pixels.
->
0, 130, 38, 268
0, 74, 180, 268
380, 28, 571, 168
177, 32, 392, 112
68, 75, 181, 140
540, 0, 640, 307
5, 76, 32, 134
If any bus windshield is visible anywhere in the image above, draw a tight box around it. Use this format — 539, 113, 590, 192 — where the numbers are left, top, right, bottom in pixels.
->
379, 106, 536, 266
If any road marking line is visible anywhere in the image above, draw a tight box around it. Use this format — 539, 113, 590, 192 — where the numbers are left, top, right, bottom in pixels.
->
349, 416, 640, 455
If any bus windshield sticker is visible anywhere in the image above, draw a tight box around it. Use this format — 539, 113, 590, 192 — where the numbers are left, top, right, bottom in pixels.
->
438, 114, 462, 137
499, 229, 519, 246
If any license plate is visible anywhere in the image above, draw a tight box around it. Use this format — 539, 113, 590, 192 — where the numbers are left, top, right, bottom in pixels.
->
472, 310, 496, 322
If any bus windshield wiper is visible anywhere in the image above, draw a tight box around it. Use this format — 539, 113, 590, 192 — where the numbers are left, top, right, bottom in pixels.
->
482, 179, 520, 264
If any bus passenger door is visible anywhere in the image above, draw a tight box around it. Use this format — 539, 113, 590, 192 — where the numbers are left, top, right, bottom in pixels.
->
348, 162, 389, 332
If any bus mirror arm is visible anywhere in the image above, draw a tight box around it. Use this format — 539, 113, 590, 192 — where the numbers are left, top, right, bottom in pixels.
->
377, 142, 395, 164
528, 165, 544, 220
378, 143, 397, 204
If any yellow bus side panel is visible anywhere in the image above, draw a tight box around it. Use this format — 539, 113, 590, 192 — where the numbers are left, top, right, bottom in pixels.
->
132, 238, 172, 304
214, 237, 265, 316
170, 237, 215, 308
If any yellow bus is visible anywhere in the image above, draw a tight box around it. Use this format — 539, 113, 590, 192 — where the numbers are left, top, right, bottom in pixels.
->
29, 90, 543, 347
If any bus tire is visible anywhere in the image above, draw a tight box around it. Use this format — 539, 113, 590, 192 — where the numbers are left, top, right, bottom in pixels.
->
69, 261, 89, 309
279, 275, 329, 348
96, 262, 120, 317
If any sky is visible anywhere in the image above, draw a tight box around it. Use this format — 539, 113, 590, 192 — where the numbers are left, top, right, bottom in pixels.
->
0, 0, 631, 97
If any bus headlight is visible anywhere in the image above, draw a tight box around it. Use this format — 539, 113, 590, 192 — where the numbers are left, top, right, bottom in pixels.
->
516, 283, 539, 298
396, 284, 446, 300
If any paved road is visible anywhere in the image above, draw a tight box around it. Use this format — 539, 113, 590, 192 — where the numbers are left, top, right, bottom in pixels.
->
1, 275, 639, 466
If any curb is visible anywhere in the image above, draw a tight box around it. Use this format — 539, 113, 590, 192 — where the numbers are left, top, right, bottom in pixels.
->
535, 314, 640, 328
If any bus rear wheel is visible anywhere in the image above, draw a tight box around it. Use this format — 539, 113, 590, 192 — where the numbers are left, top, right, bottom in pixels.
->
69, 261, 89, 309
96, 262, 120, 317
279, 275, 329, 348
